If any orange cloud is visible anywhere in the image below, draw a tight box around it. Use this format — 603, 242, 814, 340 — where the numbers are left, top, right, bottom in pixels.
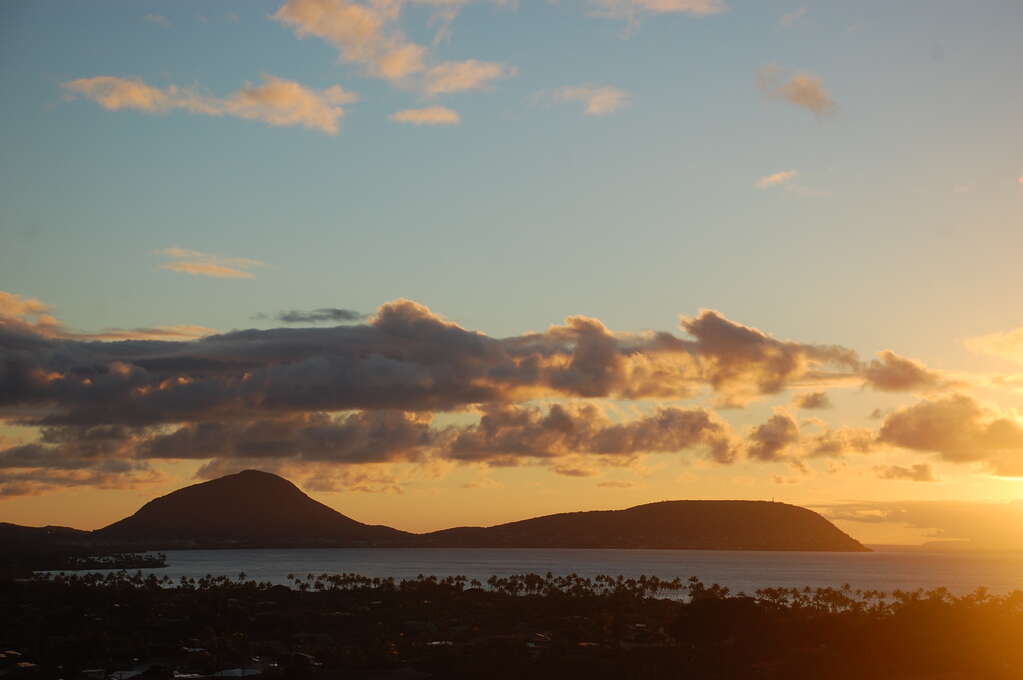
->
390, 106, 461, 125
274, 0, 426, 82
875, 463, 937, 482
0, 290, 218, 342
546, 85, 630, 116
423, 60, 513, 95
862, 350, 948, 392
143, 14, 171, 27
590, 0, 726, 18
965, 327, 1023, 365
755, 170, 798, 189
879, 394, 1023, 476
64, 75, 356, 134
758, 65, 835, 114
157, 247, 265, 279
80, 326, 217, 341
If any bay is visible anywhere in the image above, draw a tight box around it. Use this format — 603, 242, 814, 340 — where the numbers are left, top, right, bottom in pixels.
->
78, 547, 1023, 595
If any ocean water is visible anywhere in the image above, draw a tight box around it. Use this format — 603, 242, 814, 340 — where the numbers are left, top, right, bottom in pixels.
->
79, 548, 1023, 595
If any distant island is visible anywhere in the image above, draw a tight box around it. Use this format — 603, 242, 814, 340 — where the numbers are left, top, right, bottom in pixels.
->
3, 470, 868, 553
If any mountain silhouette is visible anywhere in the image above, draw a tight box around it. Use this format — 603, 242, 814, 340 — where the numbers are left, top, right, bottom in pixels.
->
418, 500, 868, 551
64, 470, 866, 551
96, 470, 409, 547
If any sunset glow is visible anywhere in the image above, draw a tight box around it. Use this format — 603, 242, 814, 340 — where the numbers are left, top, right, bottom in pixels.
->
2, 0, 1022, 550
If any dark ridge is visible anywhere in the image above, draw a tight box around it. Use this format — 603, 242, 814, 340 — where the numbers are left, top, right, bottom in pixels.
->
0, 522, 91, 549
95, 470, 410, 548
11, 471, 866, 552
417, 500, 869, 552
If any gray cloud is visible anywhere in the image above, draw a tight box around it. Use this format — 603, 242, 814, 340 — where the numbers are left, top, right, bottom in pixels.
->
862, 350, 948, 392
745, 412, 800, 462
679, 310, 858, 405
447, 402, 739, 465
142, 410, 436, 465
4, 292, 983, 494
793, 391, 832, 409
879, 394, 1023, 475
261, 308, 367, 324
875, 463, 937, 482
1, 298, 866, 428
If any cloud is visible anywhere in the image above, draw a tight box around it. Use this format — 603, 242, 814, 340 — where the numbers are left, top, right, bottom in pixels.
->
817, 500, 1023, 550
0, 296, 866, 431
13, 291, 1016, 494
274, 0, 427, 82
780, 7, 806, 28
757, 65, 835, 115
63, 75, 356, 134
446, 402, 739, 465
792, 391, 831, 409
270, 308, 367, 324
157, 247, 265, 279
804, 427, 875, 458
1, 402, 745, 496
423, 60, 513, 95
862, 350, 947, 392
679, 309, 859, 405
79, 326, 219, 342
745, 412, 800, 462
274, 0, 513, 94
755, 170, 797, 189
391, 106, 461, 125
0, 290, 216, 342
142, 411, 436, 464
879, 394, 1023, 475
588, 0, 726, 19
965, 327, 1023, 365
143, 14, 171, 28
0, 424, 162, 497
0, 466, 163, 497
874, 463, 937, 482
545, 86, 630, 116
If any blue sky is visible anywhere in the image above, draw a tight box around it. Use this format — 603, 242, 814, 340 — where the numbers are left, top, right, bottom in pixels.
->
1, 0, 1022, 543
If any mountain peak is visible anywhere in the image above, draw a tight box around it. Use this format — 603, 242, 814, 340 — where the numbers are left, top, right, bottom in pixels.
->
96, 469, 408, 546
93, 471, 866, 552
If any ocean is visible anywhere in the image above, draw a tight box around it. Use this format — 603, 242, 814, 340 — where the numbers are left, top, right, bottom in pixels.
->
77, 547, 1023, 595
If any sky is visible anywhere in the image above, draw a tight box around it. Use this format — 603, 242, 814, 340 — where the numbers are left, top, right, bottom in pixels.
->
1, 0, 1022, 548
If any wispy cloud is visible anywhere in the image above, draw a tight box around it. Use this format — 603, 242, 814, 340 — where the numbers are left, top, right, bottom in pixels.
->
965, 327, 1023, 365
63, 75, 357, 135
259, 308, 367, 323
755, 170, 798, 189
391, 106, 461, 125
274, 0, 514, 95
157, 247, 265, 279
143, 14, 171, 28
758, 65, 835, 115
875, 463, 937, 482
0, 290, 216, 341
780, 7, 807, 28
589, 0, 726, 19
274, 0, 427, 83
423, 60, 514, 95
543, 85, 630, 116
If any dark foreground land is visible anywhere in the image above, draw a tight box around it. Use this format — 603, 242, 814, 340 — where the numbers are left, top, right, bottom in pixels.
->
1, 571, 1020, 680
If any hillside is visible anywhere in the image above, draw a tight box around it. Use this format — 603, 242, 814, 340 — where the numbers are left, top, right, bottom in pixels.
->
95, 470, 410, 547
417, 500, 868, 552
11, 471, 868, 552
